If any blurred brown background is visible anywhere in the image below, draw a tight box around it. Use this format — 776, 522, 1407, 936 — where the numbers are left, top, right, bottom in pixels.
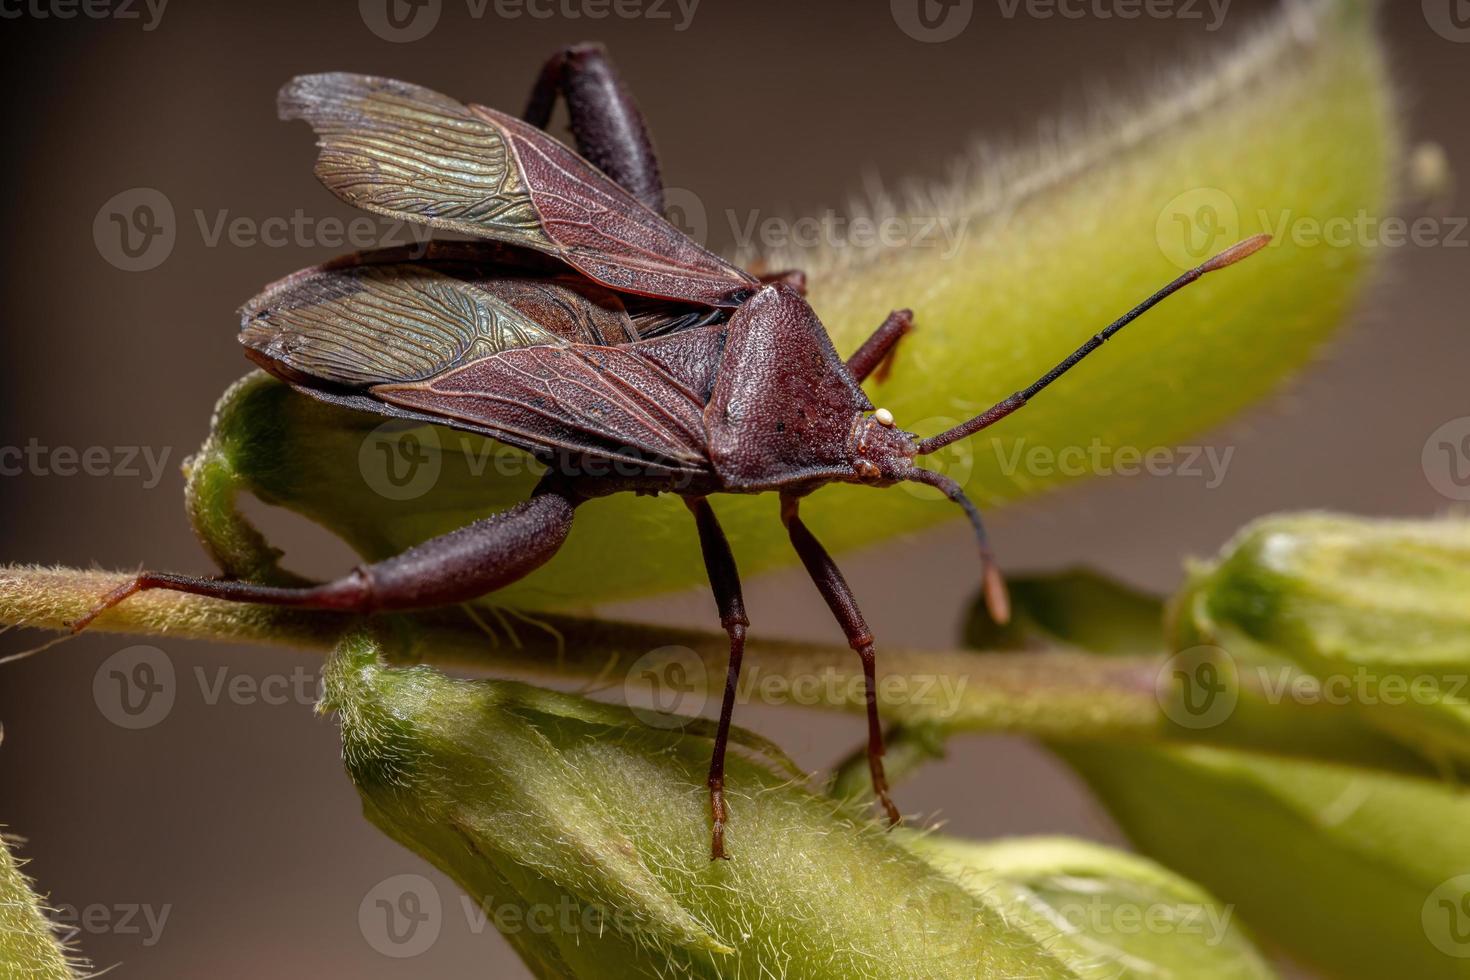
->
0, 0, 1464, 975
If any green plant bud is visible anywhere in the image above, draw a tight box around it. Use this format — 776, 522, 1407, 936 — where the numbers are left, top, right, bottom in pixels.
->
1179, 513, 1470, 765
976, 554, 1470, 979
320, 629, 1081, 978
900, 834, 1276, 980
180, 0, 1393, 610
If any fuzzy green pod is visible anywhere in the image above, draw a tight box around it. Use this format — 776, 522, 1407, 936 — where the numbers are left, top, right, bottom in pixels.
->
0, 834, 86, 980
320, 629, 1080, 978
901, 834, 1276, 980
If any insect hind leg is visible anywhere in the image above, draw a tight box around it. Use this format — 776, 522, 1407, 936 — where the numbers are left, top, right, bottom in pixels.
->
523, 43, 664, 213
71, 487, 581, 633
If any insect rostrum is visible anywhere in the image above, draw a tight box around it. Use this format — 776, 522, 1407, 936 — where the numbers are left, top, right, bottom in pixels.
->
72, 44, 1268, 860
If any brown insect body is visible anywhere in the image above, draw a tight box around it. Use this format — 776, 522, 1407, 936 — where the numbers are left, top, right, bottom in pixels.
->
77, 46, 1269, 860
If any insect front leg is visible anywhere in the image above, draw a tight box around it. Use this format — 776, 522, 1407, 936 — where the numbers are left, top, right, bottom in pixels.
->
846, 309, 913, 384
682, 496, 749, 861
71, 485, 581, 632
522, 43, 664, 213
778, 495, 901, 826
753, 269, 808, 296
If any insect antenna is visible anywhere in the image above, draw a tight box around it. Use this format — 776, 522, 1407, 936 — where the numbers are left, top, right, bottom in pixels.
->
916, 234, 1271, 455
905, 467, 1010, 625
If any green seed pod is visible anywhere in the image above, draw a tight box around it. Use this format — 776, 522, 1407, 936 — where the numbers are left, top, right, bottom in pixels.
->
0, 834, 87, 980
901, 834, 1276, 980
320, 629, 1079, 979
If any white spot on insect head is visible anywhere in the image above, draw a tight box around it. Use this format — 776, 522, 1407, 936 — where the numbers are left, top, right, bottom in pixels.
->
874, 408, 895, 427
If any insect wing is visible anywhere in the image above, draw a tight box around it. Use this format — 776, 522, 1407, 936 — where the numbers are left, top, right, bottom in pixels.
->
373, 344, 709, 472
240, 262, 566, 387
478, 107, 756, 306
280, 73, 755, 307
240, 262, 710, 474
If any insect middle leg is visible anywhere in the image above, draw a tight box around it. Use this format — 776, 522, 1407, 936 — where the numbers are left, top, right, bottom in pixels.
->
846, 309, 913, 384
778, 494, 902, 825
682, 496, 749, 861
522, 43, 664, 214
71, 485, 581, 632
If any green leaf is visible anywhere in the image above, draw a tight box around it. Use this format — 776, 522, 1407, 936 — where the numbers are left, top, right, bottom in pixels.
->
321, 628, 1081, 979
901, 834, 1277, 980
181, 0, 1395, 608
